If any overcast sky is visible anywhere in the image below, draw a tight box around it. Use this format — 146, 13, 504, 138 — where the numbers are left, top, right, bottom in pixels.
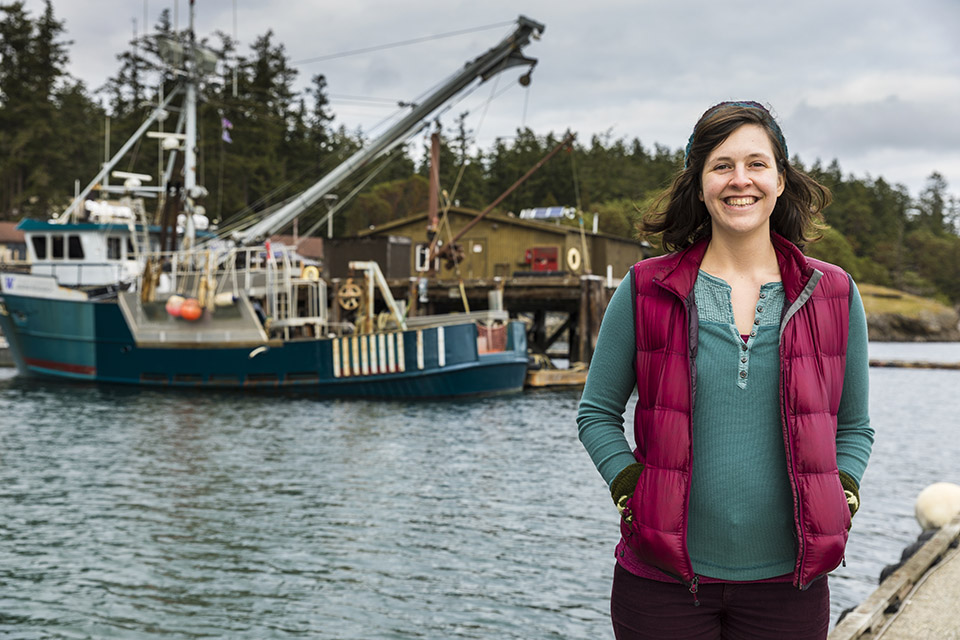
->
22, 0, 960, 201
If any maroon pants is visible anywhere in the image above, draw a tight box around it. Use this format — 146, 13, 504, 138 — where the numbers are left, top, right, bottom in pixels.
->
611, 564, 830, 640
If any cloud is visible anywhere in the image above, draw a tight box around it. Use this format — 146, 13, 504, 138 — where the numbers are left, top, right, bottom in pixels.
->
18, 0, 960, 196
788, 94, 960, 158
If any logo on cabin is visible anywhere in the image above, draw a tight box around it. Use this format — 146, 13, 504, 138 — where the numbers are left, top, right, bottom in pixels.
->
3, 276, 12, 290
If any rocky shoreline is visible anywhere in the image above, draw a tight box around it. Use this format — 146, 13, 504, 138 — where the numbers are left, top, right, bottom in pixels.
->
859, 283, 960, 342
867, 308, 960, 342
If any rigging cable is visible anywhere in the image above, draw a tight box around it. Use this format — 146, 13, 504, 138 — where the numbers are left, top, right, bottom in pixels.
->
570, 138, 592, 273
311, 21, 518, 142
291, 21, 514, 66
569, 139, 592, 273
298, 147, 405, 240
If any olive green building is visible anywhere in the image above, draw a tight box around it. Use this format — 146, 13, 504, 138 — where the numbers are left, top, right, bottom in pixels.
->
358, 207, 648, 280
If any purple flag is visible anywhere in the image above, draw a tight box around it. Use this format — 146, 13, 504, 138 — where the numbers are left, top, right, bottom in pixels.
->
220, 116, 233, 143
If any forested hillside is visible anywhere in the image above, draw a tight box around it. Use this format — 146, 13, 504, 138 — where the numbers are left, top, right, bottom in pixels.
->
2, 2, 958, 303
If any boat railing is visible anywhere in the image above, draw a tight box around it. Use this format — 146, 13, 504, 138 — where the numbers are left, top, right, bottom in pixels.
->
403, 309, 510, 329
138, 242, 329, 339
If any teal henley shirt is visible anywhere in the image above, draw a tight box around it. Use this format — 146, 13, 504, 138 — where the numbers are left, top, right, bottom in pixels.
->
577, 269, 873, 581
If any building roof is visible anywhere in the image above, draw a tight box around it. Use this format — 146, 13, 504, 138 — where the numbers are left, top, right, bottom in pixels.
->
359, 206, 647, 246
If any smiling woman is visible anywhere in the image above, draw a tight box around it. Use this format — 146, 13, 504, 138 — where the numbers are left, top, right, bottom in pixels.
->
698, 123, 785, 244
577, 101, 874, 640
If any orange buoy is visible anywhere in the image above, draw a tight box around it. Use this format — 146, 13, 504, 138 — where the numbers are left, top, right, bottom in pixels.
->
165, 295, 185, 317
180, 298, 202, 321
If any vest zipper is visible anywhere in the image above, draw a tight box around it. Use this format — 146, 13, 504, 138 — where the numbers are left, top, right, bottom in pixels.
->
777, 269, 823, 589
661, 568, 702, 607
780, 349, 806, 587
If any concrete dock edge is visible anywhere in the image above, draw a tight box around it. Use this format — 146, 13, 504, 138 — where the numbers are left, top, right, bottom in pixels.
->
829, 514, 960, 639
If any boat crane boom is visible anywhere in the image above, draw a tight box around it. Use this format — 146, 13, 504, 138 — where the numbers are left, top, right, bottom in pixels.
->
232, 16, 545, 246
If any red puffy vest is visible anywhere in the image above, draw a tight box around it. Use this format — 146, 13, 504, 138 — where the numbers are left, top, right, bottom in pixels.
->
618, 233, 852, 589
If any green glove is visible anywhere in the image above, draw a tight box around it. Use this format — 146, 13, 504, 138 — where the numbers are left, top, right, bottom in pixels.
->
839, 470, 860, 518
610, 462, 645, 520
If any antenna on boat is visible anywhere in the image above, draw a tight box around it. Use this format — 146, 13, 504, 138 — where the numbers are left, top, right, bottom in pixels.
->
232, 0, 238, 97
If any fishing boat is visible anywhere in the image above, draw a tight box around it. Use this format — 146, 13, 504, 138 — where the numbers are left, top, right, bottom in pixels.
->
0, 10, 545, 398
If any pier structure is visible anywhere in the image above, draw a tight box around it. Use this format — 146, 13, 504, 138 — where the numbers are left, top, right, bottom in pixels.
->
328, 273, 615, 367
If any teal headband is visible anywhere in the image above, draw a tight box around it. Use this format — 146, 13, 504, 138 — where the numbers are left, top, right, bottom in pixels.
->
683, 101, 788, 169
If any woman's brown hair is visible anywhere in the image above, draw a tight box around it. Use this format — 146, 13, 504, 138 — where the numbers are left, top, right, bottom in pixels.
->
643, 102, 830, 252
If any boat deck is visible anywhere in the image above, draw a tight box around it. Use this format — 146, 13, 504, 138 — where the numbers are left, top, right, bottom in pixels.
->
118, 291, 269, 346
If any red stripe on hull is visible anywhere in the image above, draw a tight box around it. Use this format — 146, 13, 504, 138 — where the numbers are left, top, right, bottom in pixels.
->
25, 358, 96, 376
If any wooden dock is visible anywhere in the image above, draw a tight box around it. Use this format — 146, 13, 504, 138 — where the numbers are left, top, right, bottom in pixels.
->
829, 514, 960, 639
524, 366, 588, 388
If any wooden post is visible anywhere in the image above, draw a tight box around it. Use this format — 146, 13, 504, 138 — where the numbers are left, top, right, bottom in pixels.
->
407, 277, 418, 317
577, 276, 590, 364
330, 277, 341, 330
575, 275, 608, 366
588, 276, 605, 364
532, 309, 547, 352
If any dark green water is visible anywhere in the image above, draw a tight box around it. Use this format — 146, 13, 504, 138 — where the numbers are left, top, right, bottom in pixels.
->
1, 343, 958, 638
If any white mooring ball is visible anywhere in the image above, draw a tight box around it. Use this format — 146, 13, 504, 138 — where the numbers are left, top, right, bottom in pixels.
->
915, 482, 960, 530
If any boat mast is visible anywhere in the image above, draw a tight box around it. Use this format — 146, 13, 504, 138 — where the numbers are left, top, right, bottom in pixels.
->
180, 0, 200, 249
55, 88, 181, 224
232, 16, 545, 247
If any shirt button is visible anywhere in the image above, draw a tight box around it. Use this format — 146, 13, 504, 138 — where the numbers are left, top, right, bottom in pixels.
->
756, 306, 764, 313
739, 371, 747, 379
750, 330, 757, 337
759, 292, 766, 299
741, 356, 747, 363
753, 318, 760, 325
741, 343, 748, 351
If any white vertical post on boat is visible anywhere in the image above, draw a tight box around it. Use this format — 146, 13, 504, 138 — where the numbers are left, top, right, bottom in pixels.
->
332, 339, 341, 378
378, 334, 387, 373
437, 326, 446, 367
104, 116, 111, 190
387, 334, 396, 373
368, 335, 378, 374
360, 335, 369, 376
351, 336, 360, 374
416, 331, 424, 370
366, 267, 375, 333
397, 333, 406, 372
341, 337, 351, 376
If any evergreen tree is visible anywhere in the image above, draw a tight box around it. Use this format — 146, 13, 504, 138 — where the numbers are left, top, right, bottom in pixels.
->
0, 0, 77, 218
916, 172, 950, 235
306, 73, 334, 160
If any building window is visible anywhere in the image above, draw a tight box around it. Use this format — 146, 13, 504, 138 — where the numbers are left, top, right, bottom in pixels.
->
31, 235, 47, 259
68, 235, 84, 259
414, 244, 434, 272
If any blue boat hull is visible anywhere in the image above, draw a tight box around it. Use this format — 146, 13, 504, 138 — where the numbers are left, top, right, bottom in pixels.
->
0, 293, 528, 398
